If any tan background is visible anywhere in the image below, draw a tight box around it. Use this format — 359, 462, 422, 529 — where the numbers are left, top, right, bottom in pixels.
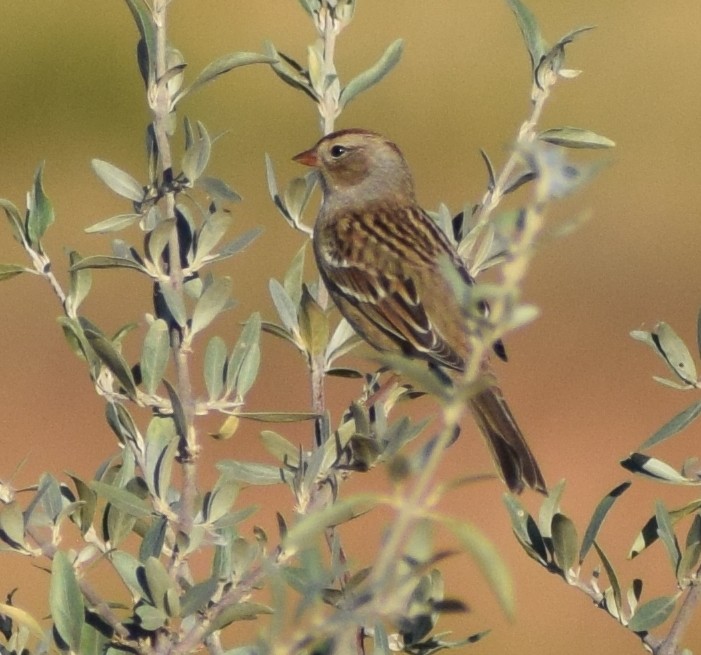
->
1, 1, 701, 653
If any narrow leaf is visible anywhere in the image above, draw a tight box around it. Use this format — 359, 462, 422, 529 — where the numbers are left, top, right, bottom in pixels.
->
638, 401, 701, 451
177, 52, 275, 102
190, 276, 233, 338
579, 481, 630, 563
50, 552, 84, 652
551, 513, 579, 574
0, 264, 30, 281
505, 0, 548, 71
204, 336, 227, 401
217, 460, 283, 486
593, 541, 622, 618
26, 162, 54, 246
85, 213, 141, 233
627, 595, 677, 632
655, 501, 681, 573
84, 329, 137, 398
141, 319, 170, 395
539, 127, 615, 149
91, 159, 143, 202
339, 39, 404, 108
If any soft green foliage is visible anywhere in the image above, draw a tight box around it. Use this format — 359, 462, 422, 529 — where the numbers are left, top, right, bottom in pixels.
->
2, 3, 697, 655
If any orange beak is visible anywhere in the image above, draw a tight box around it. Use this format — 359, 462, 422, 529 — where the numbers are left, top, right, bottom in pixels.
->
292, 147, 319, 167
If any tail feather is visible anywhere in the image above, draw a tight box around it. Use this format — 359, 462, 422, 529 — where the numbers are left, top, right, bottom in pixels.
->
469, 386, 547, 494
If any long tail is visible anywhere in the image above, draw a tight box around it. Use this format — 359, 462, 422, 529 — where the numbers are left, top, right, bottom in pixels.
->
469, 386, 547, 494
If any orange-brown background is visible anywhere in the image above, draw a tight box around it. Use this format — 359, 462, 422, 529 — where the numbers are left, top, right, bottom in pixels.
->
1, 2, 700, 653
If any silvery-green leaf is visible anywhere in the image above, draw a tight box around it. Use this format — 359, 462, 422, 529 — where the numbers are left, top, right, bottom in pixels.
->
325, 318, 361, 365
503, 494, 549, 565
139, 515, 167, 562
124, 0, 156, 85
505, 0, 547, 72
204, 336, 227, 401
655, 500, 681, 573
163, 379, 187, 440
233, 411, 316, 422
638, 401, 701, 451
26, 162, 54, 246
0, 198, 25, 243
537, 479, 566, 538
190, 276, 233, 338
195, 212, 233, 264
50, 551, 84, 652
579, 481, 630, 563
620, 453, 701, 485
269, 279, 299, 334
339, 39, 404, 108
84, 329, 137, 398
66, 253, 94, 319
593, 541, 622, 618
206, 227, 263, 264
284, 174, 316, 224
182, 121, 211, 184
627, 595, 678, 632
283, 243, 307, 306
197, 176, 241, 203
141, 319, 169, 395
551, 513, 578, 575
265, 42, 317, 101
629, 499, 701, 559
159, 283, 188, 328
146, 218, 176, 266
217, 461, 283, 486
85, 213, 141, 234
0, 264, 30, 282
678, 515, 701, 582
90, 481, 151, 519
144, 556, 176, 612
283, 495, 377, 554
181, 578, 218, 617
260, 430, 299, 465
91, 159, 143, 202
145, 417, 178, 499
539, 127, 615, 149
226, 313, 261, 394
70, 255, 149, 275
176, 52, 275, 103
442, 517, 514, 619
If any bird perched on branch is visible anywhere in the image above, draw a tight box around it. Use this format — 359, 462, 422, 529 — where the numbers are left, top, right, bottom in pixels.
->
294, 128, 546, 494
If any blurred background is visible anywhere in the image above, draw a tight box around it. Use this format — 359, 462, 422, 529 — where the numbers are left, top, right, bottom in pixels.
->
1, 1, 700, 653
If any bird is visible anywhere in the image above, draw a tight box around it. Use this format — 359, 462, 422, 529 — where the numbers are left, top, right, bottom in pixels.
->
293, 128, 546, 494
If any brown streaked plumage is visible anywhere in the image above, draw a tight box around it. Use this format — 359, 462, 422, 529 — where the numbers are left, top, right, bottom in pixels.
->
294, 129, 546, 494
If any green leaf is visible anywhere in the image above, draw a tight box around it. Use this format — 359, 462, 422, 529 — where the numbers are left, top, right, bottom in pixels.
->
146, 217, 175, 265
194, 212, 233, 265
159, 283, 188, 328
182, 121, 211, 184
505, 0, 547, 72
91, 159, 143, 202
629, 499, 701, 558
537, 478, 566, 538
0, 602, 45, 642
551, 513, 578, 574
163, 379, 188, 440
269, 278, 299, 335
234, 411, 317, 422
67, 251, 92, 314
633, 323, 698, 385
678, 514, 701, 582
139, 515, 167, 561
217, 461, 283, 486
206, 602, 273, 635
123, 0, 156, 85
226, 313, 262, 393
204, 336, 227, 401
0, 502, 26, 550
181, 578, 218, 617
538, 127, 615, 149
190, 277, 233, 338
70, 255, 149, 274
283, 243, 307, 306
579, 481, 630, 563
84, 329, 137, 398
26, 162, 54, 247
260, 430, 300, 465
197, 177, 242, 203
90, 481, 151, 519
0, 198, 25, 243
593, 541, 622, 619
176, 52, 276, 103
206, 227, 263, 264
283, 495, 377, 553
144, 556, 177, 613
339, 39, 404, 108
67, 473, 97, 536
50, 551, 84, 652
621, 453, 701, 486
638, 401, 701, 451
627, 595, 678, 632
264, 42, 317, 101
141, 319, 170, 395
442, 517, 514, 618
655, 500, 681, 573
0, 264, 30, 281
145, 416, 178, 500
503, 493, 549, 565
85, 213, 141, 233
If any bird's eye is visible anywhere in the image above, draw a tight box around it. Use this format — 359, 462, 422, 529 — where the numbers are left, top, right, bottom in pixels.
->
330, 145, 347, 158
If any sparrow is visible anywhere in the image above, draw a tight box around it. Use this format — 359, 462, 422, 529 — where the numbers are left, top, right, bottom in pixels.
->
293, 128, 546, 494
